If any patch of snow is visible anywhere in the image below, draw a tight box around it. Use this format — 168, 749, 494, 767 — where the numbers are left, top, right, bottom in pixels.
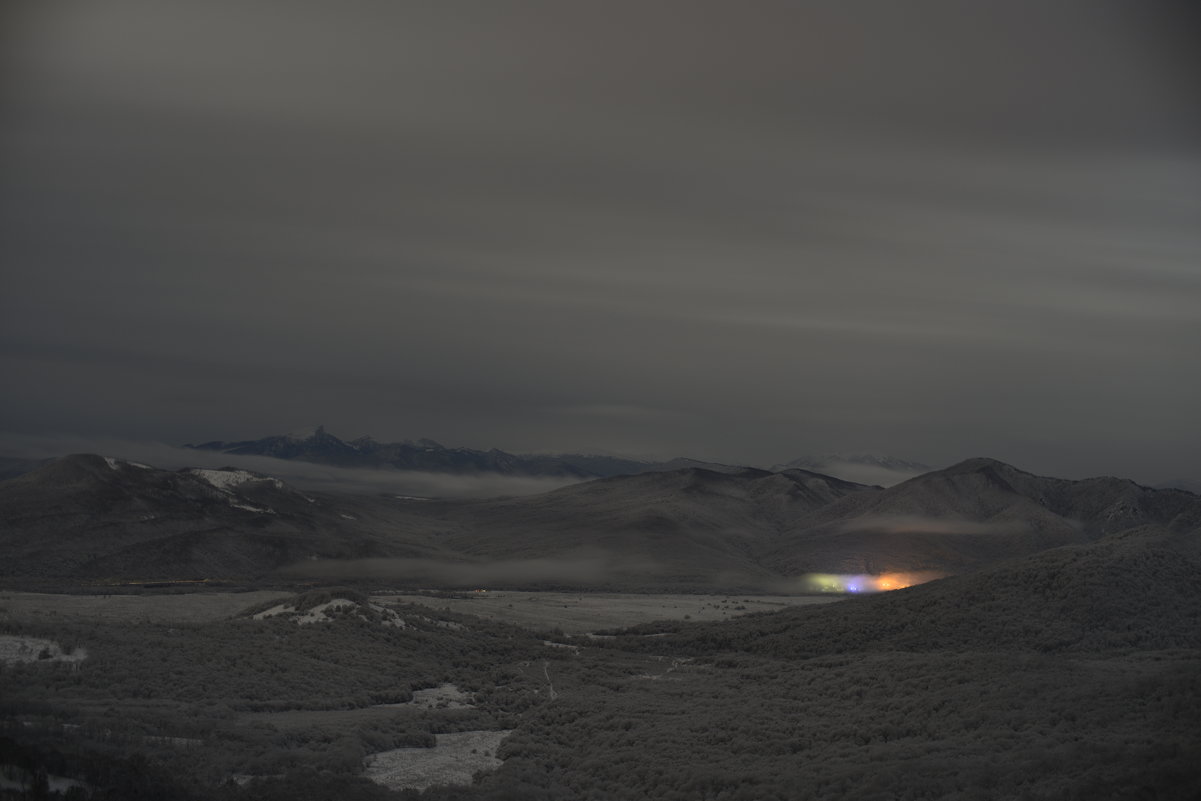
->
186, 468, 281, 513
363, 730, 512, 791
632, 656, 692, 680
252, 600, 406, 627
188, 468, 284, 492
409, 683, 474, 709
369, 603, 408, 628
0, 636, 88, 665
0, 772, 88, 795
251, 603, 295, 620
294, 598, 357, 624
339, 513, 357, 520
394, 495, 433, 501
111, 460, 153, 469
231, 502, 275, 514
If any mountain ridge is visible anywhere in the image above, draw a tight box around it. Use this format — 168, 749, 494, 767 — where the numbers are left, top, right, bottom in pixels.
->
3, 453, 1199, 589
184, 426, 752, 479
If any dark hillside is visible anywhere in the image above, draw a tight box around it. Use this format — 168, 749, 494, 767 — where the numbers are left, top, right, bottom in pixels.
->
431, 468, 876, 582
628, 526, 1201, 656
0, 455, 448, 580
5, 454, 1199, 590
769, 457, 1201, 574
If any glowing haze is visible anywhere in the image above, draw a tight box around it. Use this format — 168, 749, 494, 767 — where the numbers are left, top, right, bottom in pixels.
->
800, 572, 947, 594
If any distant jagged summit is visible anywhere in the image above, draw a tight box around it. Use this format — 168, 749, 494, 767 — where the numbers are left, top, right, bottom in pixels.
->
185, 427, 597, 478
188, 425, 362, 466
184, 428, 750, 479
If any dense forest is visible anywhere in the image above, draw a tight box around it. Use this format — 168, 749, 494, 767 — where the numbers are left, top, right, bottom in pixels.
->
0, 593, 553, 792
3, 563, 1200, 800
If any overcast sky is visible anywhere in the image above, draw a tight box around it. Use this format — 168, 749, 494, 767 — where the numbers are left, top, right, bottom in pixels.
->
2, 1, 1199, 483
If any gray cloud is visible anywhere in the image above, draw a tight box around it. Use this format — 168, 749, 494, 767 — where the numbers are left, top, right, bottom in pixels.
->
2, 1, 1199, 486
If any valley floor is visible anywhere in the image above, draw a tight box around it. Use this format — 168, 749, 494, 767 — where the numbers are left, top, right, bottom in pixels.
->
1, 587, 1198, 800
0, 589, 293, 624
375, 591, 842, 635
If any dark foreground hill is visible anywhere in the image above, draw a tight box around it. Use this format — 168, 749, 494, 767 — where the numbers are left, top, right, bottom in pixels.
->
0, 454, 451, 580
518, 522, 1199, 800
3, 517, 1200, 799
768, 457, 1201, 574
622, 524, 1201, 654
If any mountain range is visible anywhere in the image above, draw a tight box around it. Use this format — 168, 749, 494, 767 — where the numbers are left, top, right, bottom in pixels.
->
184, 426, 748, 480
2, 452, 1197, 590
183, 426, 923, 484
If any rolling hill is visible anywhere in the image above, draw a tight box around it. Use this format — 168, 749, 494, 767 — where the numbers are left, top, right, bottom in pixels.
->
767, 457, 1201, 574
629, 524, 1201, 655
2, 454, 1198, 590
0, 454, 451, 580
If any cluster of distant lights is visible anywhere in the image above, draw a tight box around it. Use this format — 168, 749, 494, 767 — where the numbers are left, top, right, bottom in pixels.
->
800, 572, 943, 594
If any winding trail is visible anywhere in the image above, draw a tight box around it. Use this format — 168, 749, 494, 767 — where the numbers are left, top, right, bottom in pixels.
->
542, 660, 557, 701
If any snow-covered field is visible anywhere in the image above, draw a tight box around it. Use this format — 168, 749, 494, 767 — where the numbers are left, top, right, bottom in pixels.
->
407, 683, 474, 710
363, 730, 512, 791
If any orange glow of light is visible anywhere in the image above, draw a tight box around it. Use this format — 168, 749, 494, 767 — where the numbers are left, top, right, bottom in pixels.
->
798, 570, 943, 594
874, 573, 921, 591
874, 573, 914, 591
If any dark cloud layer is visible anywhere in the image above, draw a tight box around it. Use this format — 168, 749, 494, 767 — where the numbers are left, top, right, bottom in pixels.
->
2, 1, 1199, 484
